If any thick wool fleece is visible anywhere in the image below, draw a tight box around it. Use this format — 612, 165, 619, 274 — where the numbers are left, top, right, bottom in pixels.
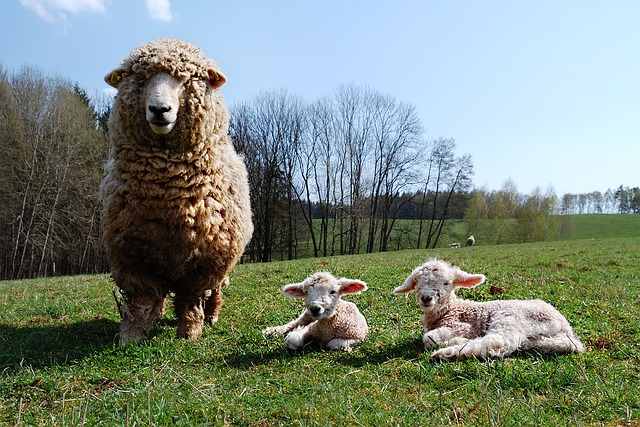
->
101, 39, 253, 342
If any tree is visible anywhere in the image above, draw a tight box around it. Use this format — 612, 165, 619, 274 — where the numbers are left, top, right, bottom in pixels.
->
230, 89, 306, 262
0, 65, 109, 279
417, 138, 474, 249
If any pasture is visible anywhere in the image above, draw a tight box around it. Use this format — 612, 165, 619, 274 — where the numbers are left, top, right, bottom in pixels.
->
1, 237, 639, 426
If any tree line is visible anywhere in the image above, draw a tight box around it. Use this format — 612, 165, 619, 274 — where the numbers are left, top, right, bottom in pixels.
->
0, 65, 637, 279
230, 86, 474, 262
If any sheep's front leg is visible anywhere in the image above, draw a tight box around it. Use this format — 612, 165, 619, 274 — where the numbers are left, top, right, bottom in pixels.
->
283, 325, 316, 350
204, 276, 228, 325
263, 310, 314, 336
174, 292, 205, 339
423, 326, 459, 349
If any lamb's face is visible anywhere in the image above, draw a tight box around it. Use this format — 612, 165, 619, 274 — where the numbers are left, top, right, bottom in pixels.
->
282, 272, 367, 320
409, 264, 457, 312
143, 72, 185, 135
394, 259, 486, 312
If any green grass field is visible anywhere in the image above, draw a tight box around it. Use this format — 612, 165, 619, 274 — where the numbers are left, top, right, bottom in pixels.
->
1, 236, 639, 426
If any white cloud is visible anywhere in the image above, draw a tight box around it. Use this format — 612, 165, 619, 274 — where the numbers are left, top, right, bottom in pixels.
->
146, 0, 172, 22
21, 0, 107, 26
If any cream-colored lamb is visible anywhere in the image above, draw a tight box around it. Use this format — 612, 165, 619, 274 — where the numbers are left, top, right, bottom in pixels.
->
394, 259, 585, 361
263, 272, 368, 352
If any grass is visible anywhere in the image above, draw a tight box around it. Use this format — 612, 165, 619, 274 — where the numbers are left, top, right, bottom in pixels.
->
1, 237, 639, 426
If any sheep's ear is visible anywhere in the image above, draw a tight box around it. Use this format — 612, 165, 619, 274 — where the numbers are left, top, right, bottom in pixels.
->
453, 271, 486, 288
338, 279, 367, 295
394, 275, 418, 294
104, 69, 125, 88
282, 283, 306, 299
207, 69, 227, 90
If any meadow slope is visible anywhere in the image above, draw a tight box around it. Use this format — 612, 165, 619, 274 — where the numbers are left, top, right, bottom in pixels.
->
1, 237, 639, 426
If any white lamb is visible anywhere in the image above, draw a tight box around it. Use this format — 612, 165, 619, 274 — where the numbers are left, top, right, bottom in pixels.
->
394, 259, 585, 361
263, 272, 369, 352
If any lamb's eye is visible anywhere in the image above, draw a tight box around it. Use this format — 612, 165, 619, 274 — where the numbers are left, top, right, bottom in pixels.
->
329, 290, 336, 295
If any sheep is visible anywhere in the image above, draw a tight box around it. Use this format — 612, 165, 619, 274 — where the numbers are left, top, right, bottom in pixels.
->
263, 272, 369, 352
448, 243, 461, 249
466, 235, 476, 246
101, 39, 253, 344
393, 259, 585, 361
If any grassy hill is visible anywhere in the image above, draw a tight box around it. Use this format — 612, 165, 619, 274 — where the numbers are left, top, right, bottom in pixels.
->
1, 237, 639, 425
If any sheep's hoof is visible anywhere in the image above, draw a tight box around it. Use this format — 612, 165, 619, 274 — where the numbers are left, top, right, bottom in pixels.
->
204, 314, 219, 325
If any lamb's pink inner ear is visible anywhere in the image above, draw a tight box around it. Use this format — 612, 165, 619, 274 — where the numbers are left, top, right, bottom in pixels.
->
393, 277, 417, 294
282, 284, 305, 298
454, 273, 486, 288
339, 280, 367, 295
207, 69, 227, 89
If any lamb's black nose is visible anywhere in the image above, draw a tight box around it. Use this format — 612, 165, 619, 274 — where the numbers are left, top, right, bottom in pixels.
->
421, 295, 433, 305
309, 305, 322, 316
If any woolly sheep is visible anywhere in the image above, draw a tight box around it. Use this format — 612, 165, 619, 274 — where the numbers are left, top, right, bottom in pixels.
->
101, 39, 253, 344
263, 272, 369, 352
466, 235, 476, 246
394, 259, 585, 361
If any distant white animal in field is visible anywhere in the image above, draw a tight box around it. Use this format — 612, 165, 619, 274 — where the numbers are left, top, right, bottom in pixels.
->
466, 235, 475, 246
394, 259, 585, 361
448, 243, 460, 249
263, 272, 369, 352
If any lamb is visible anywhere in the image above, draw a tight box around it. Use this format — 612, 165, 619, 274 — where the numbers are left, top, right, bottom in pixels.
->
466, 235, 476, 246
393, 259, 585, 361
263, 272, 369, 352
448, 242, 461, 249
101, 39, 253, 344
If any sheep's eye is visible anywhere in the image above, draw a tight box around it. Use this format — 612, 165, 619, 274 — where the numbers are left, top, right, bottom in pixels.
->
329, 290, 336, 295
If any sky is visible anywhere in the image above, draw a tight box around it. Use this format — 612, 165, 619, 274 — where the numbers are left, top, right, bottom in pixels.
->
1, 0, 638, 196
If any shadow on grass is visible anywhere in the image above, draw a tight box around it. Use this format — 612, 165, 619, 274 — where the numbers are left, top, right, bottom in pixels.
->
0, 317, 119, 372
225, 336, 426, 369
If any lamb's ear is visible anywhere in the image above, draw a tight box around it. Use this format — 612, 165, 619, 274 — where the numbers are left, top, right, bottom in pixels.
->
282, 283, 306, 299
207, 69, 227, 90
338, 279, 367, 295
453, 270, 486, 288
394, 274, 418, 294
104, 69, 125, 88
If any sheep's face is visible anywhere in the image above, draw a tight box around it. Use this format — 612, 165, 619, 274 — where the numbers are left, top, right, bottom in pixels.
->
282, 272, 367, 320
143, 72, 185, 135
394, 259, 486, 312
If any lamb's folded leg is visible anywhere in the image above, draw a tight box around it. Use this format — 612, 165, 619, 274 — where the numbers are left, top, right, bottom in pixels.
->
263, 310, 315, 336
326, 338, 361, 352
432, 333, 517, 361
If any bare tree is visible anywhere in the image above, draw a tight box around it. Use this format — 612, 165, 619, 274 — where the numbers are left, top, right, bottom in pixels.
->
0, 65, 108, 279
418, 138, 474, 249
230, 89, 305, 262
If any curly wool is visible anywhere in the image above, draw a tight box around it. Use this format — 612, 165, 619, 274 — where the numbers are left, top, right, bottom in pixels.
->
101, 39, 253, 342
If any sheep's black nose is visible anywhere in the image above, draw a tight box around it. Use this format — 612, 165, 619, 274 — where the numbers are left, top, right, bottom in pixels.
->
149, 104, 172, 115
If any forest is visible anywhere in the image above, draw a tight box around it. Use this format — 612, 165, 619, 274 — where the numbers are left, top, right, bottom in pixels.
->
1, 65, 638, 279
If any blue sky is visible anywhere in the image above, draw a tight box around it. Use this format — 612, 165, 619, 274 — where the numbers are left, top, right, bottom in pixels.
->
2, 0, 638, 196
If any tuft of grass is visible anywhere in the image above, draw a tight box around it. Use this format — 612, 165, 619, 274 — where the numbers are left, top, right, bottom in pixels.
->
1, 237, 639, 426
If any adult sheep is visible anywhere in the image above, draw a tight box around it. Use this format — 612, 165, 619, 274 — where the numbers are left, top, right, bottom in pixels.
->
101, 39, 253, 345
